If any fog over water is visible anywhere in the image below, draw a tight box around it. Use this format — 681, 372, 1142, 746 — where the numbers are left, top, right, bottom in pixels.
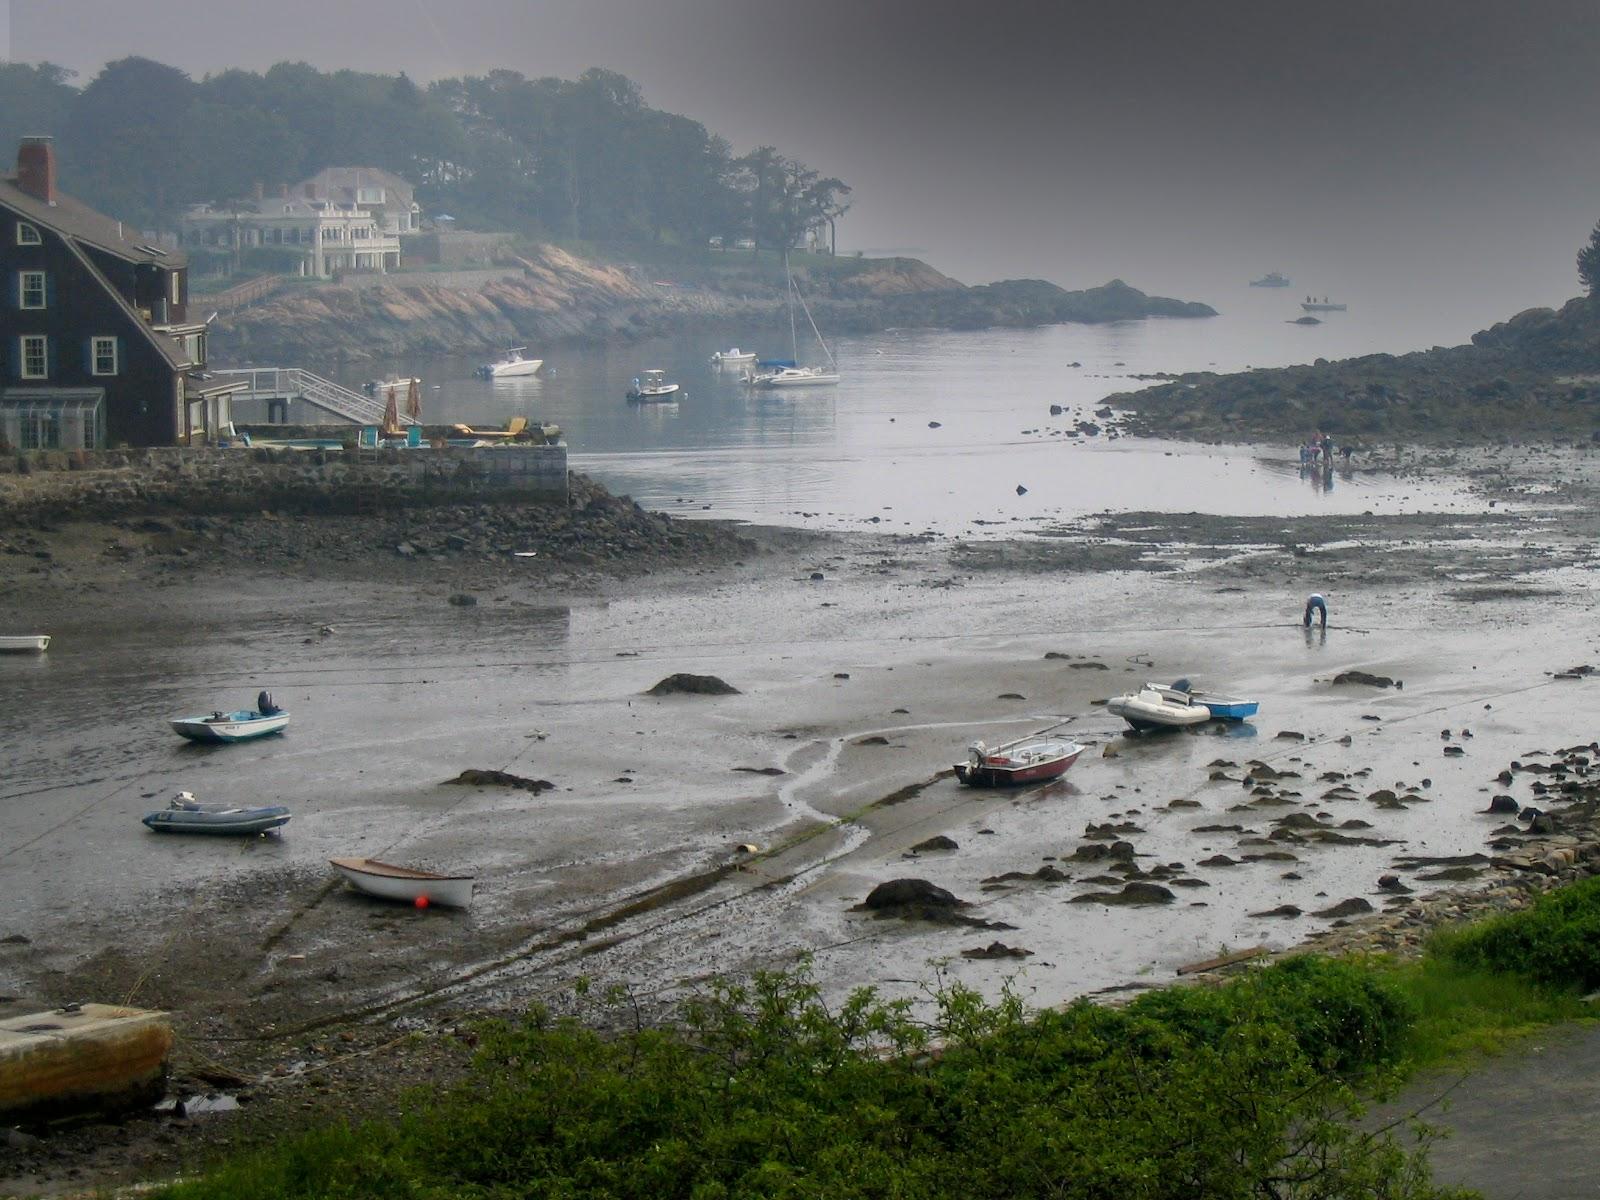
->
13, 0, 1600, 323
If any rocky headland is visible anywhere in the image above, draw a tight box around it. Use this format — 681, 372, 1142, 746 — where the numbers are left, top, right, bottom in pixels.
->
208, 244, 1215, 364
1107, 294, 1600, 442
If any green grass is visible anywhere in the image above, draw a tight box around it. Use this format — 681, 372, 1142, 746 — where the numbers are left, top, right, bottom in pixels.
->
1381, 954, 1595, 1068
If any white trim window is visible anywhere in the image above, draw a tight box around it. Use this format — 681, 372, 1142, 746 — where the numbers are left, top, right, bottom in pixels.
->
20, 335, 48, 379
91, 336, 119, 376
19, 270, 45, 309
16, 222, 41, 245
170, 272, 181, 306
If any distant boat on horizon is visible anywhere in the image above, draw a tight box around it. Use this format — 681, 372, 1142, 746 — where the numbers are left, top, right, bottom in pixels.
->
1249, 271, 1291, 288
1301, 296, 1347, 312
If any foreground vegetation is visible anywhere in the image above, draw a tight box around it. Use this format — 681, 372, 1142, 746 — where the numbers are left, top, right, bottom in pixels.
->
152, 880, 1600, 1200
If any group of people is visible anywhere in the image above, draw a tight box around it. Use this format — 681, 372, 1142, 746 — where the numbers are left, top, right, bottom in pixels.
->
1298, 431, 1336, 465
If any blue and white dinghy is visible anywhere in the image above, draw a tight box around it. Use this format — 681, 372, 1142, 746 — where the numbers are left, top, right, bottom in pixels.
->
170, 691, 290, 743
1152, 679, 1260, 722
142, 791, 291, 836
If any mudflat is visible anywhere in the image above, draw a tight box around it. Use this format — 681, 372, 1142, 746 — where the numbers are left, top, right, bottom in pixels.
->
3, 442, 1600, 1195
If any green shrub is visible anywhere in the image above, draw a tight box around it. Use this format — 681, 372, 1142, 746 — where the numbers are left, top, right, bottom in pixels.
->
1438, 875, 1600, 990
1129, 954, 1412, 1073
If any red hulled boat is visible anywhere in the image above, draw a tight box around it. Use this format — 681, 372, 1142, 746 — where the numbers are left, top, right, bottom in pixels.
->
954, 736, 1084, 787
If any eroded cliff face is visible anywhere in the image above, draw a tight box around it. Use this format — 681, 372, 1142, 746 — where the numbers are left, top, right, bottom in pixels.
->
207, 243, 1208, 364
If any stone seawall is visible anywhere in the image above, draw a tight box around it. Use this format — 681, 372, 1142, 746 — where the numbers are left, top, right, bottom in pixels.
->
0, 444, 568, 525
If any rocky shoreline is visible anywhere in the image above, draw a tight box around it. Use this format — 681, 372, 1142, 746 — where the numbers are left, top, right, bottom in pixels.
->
208, 244, 1215, 364
1108, 294, 1600, 443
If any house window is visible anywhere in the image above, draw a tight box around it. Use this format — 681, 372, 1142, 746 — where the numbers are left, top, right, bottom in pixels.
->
183, 331, 206, 365
20, 335, 48, 379
16, 222, 41, 245
170, 272, 181, 305
19, 271, 45, 309
92, 337, 119, 376
19, 411, 59, 449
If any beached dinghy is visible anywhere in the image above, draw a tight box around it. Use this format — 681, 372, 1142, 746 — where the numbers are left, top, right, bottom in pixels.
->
170, 691, 289, 743
955, 736, 1084, 787
1107, 687, 1211, 732
1152, 679, 1260, 722
0, 635, 50, 653
330, 858, 474, 908
142, 791, 291, 835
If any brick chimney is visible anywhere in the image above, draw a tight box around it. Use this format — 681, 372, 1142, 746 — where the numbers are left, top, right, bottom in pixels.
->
16, 136, 57, 206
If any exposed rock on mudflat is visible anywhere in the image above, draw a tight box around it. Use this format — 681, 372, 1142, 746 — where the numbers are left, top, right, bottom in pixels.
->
1070, 882, 1176, 906
647, 673, 740, 696
442, 769, 554, 793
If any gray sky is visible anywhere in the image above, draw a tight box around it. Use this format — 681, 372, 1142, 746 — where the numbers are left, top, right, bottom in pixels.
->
11, 0, 1600, 322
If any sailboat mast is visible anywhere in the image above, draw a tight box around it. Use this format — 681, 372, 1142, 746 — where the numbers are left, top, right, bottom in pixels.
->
785, 251, 798, 362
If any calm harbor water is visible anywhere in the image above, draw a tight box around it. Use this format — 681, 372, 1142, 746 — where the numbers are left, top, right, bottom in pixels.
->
289, 283, 1493, 533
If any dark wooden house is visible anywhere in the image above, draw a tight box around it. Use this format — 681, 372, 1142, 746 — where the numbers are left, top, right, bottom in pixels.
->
0, 136, 242, 448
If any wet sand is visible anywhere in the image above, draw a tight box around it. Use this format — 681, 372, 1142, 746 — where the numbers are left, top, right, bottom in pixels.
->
3, 443, 1600, 1192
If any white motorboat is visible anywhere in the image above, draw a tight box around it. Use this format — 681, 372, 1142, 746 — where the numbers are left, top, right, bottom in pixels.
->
747, 253, 839, 388
710, 348, 757, 366
1106, 687, 1211, 732
476, 348, 544, 379
170, 692, 289, 743
1301, 298, 1347, 313
627, 369, 682, 402
330, 858, 474, 908
0, 635, 49, 653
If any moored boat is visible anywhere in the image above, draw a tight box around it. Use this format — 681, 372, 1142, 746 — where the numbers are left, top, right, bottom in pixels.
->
1106, 687, 1211, 732
710, 347, 757, 366
954, 736, 1084, 787
1301, 297, 1347, 312
627, 369, 682, 402
1249, 271, 1291, 288
330, 857, 474, 908
476, 348, 543, 378
0, 635, 50, 653
749, 364, 840, 388
142, 792, 291, 835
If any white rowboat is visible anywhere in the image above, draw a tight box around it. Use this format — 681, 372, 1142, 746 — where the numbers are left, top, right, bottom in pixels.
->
0, 635, 50, 653
330, 858, 474, 908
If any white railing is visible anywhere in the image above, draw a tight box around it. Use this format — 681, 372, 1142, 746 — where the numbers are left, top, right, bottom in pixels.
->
211, 367, 416, 426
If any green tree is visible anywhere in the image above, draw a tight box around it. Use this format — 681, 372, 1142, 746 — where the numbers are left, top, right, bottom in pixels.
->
0, 63, 78, 162
1579, 219, 1600, 297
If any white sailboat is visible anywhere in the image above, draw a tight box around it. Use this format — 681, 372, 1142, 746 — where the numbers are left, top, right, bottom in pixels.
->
747, 256, 839, 388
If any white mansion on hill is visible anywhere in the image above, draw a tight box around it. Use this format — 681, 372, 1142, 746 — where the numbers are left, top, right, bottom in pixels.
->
179, 166, 421, 277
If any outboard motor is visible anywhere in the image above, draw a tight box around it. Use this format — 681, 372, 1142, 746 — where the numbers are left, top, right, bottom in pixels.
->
258, 690, 278, 716
1170, 677, 1192, 695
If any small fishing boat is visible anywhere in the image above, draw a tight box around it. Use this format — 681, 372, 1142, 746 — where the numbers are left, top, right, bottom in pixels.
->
330, 858, 474, 908
1151, 679, 1259, 721
0, 635, 50, 653
476, 348, 543, 379
1301, 298, 1347, 312
1106, 687, 1211, 732
710, 347, 757, 366
1249, 271, 1291, 288
142, 791, 290, 835
170, 691, 289, 743
954, 736, 1084, 787
627, 369, 682, 402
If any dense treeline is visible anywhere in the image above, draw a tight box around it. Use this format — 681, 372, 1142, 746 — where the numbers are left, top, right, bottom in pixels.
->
0, 57, 848, 250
